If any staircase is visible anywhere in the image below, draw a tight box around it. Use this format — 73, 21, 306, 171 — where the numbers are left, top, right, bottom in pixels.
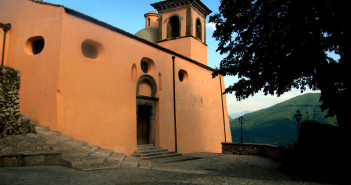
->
35, 126, 127, 170
35, 126, 181, 170
133, 144, 181, 159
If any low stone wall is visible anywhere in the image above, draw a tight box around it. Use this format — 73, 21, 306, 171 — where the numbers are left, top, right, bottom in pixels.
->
222, 142, 285, 161
0, 134, 64, 167
0, 151, 62, 167
0, 66, 35, 137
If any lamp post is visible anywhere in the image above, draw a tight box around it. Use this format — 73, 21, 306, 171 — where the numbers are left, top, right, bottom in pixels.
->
238, 116, 245, 144
294, 110, 302, 144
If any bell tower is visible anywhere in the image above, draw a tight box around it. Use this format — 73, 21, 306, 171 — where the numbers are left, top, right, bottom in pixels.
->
151, 0, 212, 65
144, 11, 159, 29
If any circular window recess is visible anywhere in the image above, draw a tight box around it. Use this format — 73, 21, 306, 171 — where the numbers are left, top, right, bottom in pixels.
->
140, 57, 155, 74
178, 69, 188, 83
81, 39, 104, 60
24, 36, 45, 55
141, 61, 149, 73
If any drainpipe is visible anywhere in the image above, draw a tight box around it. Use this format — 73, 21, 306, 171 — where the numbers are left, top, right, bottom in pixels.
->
219, 76, 227, 142
172, 56, 178, 152
1, 23, 11, 66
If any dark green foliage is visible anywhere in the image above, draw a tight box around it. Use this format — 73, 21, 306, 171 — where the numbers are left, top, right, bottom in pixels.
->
210, 0, 349, 131
230, 93, 337, 146
283, 121, 347, 183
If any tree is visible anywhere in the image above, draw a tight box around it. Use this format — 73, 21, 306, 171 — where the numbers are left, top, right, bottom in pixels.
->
210, 0, 349, 131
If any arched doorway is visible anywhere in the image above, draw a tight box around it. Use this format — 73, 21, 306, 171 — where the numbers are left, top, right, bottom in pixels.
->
136, 75, 158, 145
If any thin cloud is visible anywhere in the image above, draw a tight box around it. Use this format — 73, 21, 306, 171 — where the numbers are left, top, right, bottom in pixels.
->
206, 22, 216, 31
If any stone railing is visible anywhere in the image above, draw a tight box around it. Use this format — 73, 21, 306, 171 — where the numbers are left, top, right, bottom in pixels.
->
222, 142, 285, 161
0, 66, 35, 137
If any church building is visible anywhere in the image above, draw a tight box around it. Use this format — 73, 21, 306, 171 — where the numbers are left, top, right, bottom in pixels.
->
0, 0, 232, 155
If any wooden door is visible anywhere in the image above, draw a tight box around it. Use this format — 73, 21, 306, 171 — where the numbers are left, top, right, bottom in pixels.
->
137, 105, 151, 145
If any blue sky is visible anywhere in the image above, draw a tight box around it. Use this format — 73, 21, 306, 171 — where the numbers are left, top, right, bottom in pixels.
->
44, 0, 318, 115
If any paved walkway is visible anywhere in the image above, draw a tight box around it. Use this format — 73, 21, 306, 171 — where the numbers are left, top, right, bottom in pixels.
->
0, 153, 335, 185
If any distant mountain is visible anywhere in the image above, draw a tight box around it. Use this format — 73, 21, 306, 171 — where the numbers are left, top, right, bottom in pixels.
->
229, 110, 254, 120
230, 93, 338, 146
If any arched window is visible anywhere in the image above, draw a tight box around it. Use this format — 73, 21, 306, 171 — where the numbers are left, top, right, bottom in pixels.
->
196, 19, 202, 41
131, 64, 137, 82
158, 73, 162, 91
140, 57, 155, 74
136, 75, 157, 98
168, 16, 180, 38
141, 61, 149, 73
178, 69, 188, 83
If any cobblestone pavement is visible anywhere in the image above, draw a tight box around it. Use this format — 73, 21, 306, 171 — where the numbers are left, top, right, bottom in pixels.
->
0, 154, 336, 185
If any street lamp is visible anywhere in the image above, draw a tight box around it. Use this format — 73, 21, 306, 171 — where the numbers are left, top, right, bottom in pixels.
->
238, 116, 245, 144
294, 110, 302, 144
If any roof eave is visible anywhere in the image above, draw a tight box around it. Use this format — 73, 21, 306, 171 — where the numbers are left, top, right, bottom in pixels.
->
28, 0, 214, 72
151, 0, 212, 16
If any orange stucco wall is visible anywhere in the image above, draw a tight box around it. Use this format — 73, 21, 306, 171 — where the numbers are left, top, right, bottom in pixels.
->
0, 0, 64, 131
158, 37, 207, 65
0, 0, 231, 155
174, 58, 231, 153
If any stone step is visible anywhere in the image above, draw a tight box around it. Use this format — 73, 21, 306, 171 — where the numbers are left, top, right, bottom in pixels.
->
137, 144, 154, 147
120, 156, 139, 168
65, 148, 113, 167
133, 149, 173, 157
62, 145, 101, 160
137, 145, 167, 151
106, 153, 125, 164
134, 144, 181, 160
71, 149, 125, 170
73, 160, 121, 171
137, 148, 168, 154
139, 152, 181, 160
26, 125, 130, 170
45, 135, 74, 145
137, 144, 157, 149
69, 158, 105, 167
137, 146, 165, 152
35, 126, 49, 132
138, 151, 176, 157
36, 130, 60, 138
90, 149, 113, 161
52, 140, 87, 152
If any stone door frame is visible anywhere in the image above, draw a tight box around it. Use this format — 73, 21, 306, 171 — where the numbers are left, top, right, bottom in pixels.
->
136, 75, 158, 145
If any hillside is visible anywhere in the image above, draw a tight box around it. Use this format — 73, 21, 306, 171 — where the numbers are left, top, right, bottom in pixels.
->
229, 110, 254, 120
230, 93, 338, 146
